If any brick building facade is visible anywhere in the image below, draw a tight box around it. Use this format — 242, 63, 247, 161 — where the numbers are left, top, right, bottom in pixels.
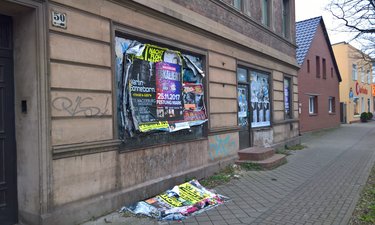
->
296, 17, 341, 133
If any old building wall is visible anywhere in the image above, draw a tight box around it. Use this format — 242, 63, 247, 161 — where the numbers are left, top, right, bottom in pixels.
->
13, 8, 42, 224
0, 1, 50, 225
170, 0, 295, 56
43, 0, 299, 224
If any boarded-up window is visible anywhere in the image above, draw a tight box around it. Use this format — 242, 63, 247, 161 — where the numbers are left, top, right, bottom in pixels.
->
115, 36, 207, 149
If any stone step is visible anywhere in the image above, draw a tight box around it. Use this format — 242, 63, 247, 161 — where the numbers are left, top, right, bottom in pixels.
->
238, 147, 275, 161
236, 154, 287, 170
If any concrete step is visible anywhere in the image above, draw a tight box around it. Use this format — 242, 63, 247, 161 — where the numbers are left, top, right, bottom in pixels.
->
236, 154, 287, 170
238, 147, 275, 161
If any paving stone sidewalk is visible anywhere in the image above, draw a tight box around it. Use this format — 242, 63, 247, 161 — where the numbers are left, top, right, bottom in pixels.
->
83, 123, 375, 225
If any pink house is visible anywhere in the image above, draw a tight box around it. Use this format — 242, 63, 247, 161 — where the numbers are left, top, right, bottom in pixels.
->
296, 17, 342, 133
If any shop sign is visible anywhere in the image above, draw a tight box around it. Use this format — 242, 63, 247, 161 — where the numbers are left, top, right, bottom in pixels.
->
355, 81, 368, 95
372, 84, 375, 96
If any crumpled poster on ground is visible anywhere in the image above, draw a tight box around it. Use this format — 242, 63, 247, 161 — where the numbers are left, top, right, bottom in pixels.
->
120, 180, 229, 221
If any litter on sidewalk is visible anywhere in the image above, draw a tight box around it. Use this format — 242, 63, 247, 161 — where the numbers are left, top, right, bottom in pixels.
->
120, 179, 230, 221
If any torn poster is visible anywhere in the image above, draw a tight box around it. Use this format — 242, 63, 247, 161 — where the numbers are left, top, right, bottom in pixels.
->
156, 62, 184, 121
116, 37, 208, 137
129, 58, 157, 129
121, 180, 229, 221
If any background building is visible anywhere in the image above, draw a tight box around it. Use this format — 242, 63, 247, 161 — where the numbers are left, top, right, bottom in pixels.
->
373, 62, 375, 112
333, 43, 373, 123
0, 0, 298, 224
296, 17, 342, 133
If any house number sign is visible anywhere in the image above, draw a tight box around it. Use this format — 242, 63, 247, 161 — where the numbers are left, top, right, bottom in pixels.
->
52, 11, 67, 29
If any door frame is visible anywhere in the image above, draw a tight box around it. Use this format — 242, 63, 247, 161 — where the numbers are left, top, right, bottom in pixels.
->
0, 14, 17, 224
237, 67, 252, 149
0, 1, 50, 224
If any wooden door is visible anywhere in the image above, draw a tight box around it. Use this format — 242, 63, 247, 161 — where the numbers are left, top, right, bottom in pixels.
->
0, 14, 17, 225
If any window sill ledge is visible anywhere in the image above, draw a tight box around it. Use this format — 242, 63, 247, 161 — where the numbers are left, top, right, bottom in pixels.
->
53, 139, 121, 159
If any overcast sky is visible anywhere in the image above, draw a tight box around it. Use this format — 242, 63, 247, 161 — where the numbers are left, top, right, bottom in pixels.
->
295, 0, 355, 45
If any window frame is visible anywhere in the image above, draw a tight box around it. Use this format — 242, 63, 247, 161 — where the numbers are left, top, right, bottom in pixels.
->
237, 67, 249, 128
283, 76, 293, 119
361, 67, 365, 83
322, 58, 326, 79
307, 59, 310, 73
232, 0, 243, 10
236, 64, 273, 129
250, 68, 272, 128
352, 64, 357, 80
282, 0, 290, 38
367, 69, 371, 84
328, 96, 335, 114
309, 95, 317, 115
261, 0, 271, 27
353, 97, 359, 115
316, 56, 320, 78
368, 98, 371, 112
114, 28, 209, 151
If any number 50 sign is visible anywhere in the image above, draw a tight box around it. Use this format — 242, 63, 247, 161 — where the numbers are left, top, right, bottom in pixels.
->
52, 11, 67, 29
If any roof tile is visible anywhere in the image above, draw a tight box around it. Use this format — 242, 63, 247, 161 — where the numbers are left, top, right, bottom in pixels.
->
296, 16, 322, 65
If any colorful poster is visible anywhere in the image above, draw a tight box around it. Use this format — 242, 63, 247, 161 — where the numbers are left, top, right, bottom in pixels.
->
184, 110, 206, 121
122, 180, 229, 221
140, 45, 166, 62
139, 121, 170, 132
183, 84, 204, 110
237, 86, 248, 118
238, 86, 248, 127
182, 83, 207, 125
116, 38, 208, 136
250, 71, 270, 128
156, 62, 183, 121
128, 58, 157, 129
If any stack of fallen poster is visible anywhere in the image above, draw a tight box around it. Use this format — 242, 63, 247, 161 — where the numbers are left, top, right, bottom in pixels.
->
120, 179, 229, 221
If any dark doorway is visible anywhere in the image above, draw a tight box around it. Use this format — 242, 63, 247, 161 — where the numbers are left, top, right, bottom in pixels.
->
340, 102, 346, 124
0, 14, 18, 225
237, 68, 252, 149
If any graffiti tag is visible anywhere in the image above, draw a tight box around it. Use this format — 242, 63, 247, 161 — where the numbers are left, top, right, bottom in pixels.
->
208, 135, 235, 161
52, 96, 110, 116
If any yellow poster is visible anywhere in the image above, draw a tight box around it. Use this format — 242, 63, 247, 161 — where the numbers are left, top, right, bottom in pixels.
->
139, 121, 169, 132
